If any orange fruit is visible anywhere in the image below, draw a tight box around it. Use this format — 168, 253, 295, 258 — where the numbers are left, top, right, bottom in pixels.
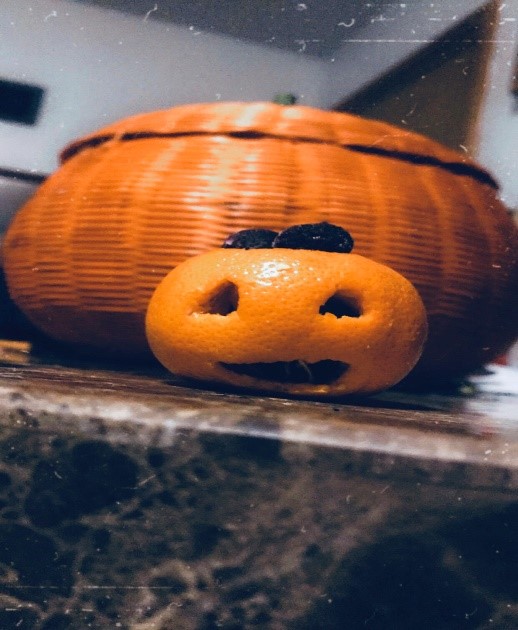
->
145, 246, 427, 397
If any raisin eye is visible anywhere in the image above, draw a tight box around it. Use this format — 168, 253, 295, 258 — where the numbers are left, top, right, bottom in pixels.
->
319, 294, 361, 318
197, 281, 239, 315
273, 222, 354, 253
222, 229, 278, 249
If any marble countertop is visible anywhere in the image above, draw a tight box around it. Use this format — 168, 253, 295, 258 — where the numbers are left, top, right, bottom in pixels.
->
1, 349, 517, 491
0, 347, 517, 628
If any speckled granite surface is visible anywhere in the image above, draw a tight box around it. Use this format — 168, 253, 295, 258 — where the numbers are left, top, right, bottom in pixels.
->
0, 361, 517, 629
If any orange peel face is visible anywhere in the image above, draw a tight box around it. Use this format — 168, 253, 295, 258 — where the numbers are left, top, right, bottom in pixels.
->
145, 248, 428, 397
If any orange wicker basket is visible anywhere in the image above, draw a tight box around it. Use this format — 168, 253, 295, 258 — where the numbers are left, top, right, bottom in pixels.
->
3, 101, 518, 380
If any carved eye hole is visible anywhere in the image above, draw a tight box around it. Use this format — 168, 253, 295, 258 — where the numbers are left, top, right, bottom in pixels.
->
319, 293, 361, 318
197, 281, 239, 316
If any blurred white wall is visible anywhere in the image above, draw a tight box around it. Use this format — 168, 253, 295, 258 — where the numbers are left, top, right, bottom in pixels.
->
473, 4, 518, 211
0, 0, 326, 174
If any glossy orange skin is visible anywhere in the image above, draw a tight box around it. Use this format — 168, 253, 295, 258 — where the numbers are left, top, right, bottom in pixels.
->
146, 249, 428, 396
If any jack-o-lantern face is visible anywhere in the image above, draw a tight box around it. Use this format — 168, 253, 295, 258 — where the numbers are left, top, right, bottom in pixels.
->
146, 224, 427, 396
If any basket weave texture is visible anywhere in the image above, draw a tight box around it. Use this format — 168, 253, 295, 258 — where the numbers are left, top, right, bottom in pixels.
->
3, 102, 518, 379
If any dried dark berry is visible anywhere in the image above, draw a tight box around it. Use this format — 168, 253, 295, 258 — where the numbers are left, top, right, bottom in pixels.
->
222, 229, 278, 249
272, 222, 354, 253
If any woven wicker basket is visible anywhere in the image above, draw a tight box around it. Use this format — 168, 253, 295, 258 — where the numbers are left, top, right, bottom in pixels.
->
3, 101, 518, 379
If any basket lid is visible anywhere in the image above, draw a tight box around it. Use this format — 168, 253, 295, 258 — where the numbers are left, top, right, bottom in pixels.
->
60, 101, 497, 187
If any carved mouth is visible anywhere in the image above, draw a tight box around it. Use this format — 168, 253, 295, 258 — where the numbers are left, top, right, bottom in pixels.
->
219, 359, 349, 384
